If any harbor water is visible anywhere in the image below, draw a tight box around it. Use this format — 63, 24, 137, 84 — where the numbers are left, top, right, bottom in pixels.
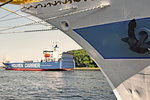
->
0, 69, 116, 100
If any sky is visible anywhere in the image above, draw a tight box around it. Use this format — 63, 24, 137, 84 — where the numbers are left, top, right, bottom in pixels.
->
0, 4, 82, 64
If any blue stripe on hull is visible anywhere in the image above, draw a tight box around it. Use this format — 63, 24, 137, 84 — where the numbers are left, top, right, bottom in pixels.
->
4, 61, 74, 69
74, 17, 150, 59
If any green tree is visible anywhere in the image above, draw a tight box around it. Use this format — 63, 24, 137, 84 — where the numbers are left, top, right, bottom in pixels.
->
67, 49, 98, 68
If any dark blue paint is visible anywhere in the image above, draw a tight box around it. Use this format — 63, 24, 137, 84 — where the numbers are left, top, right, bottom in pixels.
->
74, 17, 150, 59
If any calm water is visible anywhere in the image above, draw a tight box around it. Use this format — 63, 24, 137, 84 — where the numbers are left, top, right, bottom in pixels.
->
0, 69, 116, 100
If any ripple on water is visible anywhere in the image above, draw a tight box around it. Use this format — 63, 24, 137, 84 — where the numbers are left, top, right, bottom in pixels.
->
0, 69, 116, 100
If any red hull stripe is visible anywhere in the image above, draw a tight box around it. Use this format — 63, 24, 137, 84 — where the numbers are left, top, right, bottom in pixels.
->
5, 68, 73, 71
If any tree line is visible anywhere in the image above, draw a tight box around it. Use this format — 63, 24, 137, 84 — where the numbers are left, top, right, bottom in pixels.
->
67, 49, 98, 68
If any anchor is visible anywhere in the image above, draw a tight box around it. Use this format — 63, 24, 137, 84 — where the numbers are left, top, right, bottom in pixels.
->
122, 19, 150, 54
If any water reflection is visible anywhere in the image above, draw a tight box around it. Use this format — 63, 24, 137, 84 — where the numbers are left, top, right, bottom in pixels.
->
0, 69, 116, 100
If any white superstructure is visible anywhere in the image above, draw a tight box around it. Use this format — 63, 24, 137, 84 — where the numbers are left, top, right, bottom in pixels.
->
20, 0, 150, 99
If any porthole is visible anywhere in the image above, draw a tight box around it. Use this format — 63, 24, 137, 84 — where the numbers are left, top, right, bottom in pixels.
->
60, 21, 70, 31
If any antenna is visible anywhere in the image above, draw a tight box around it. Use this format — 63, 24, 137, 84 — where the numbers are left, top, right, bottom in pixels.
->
56, 42, 57, 46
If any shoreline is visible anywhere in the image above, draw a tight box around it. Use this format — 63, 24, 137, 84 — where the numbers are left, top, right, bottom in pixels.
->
73, 67, 100, 71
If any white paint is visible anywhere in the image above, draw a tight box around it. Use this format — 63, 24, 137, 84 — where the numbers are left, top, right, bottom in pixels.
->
12, 64, 23, 67
25, 63, 40, 68
22, 0, 150, 99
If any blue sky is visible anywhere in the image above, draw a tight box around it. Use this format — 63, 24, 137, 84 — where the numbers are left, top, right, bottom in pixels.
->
0, 4, 81, 64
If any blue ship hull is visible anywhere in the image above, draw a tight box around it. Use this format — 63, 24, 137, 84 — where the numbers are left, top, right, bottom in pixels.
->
4, 60, 75, 71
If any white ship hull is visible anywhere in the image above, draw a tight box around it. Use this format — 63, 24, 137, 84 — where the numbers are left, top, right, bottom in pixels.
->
21, 0, 150, 99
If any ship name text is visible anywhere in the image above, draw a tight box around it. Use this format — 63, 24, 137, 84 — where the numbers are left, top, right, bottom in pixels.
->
11, 63, 40, 68
12, 64, 23, 68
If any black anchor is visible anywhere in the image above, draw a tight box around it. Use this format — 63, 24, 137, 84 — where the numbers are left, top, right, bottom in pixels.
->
122, 19, 150, 54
